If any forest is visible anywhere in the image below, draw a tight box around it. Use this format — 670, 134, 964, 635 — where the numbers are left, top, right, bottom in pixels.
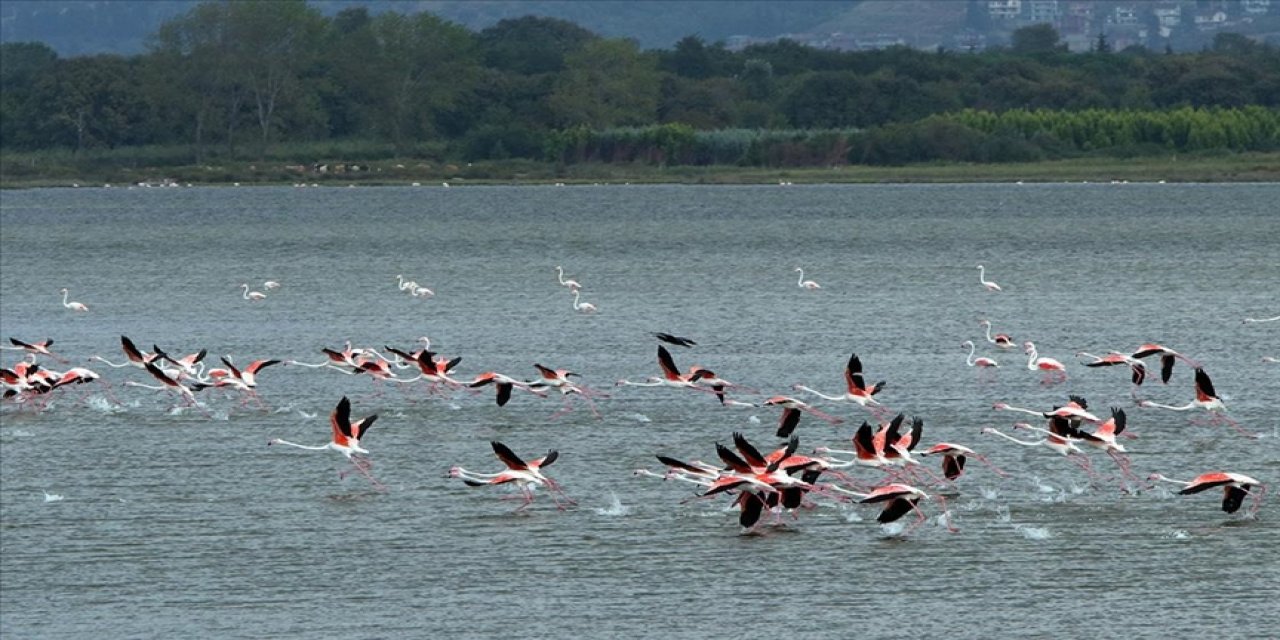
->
1, 0, 1277, 174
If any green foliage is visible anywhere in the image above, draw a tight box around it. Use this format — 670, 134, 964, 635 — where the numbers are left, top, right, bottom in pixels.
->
2, 1, 1279, 171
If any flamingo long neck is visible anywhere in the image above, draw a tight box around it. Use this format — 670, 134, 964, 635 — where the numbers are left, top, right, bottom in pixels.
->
978, 266, 987, 283
985, 428, 1042, 447
557, 267, 567, 285
797, 269, 805, 286
795, 384, 843, 401
965, 342, 977, 366
241, 284, 251, 300
1149, 474, 1190, 488
62, 290, 70, 305
983, 322, 995, 343
270, 439, 331, 451
1026, 346, 1039, 370
1144, 400, 1198, 411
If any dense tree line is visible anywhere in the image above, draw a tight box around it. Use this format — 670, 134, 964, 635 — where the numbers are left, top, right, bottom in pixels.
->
2, 0, 1277, 167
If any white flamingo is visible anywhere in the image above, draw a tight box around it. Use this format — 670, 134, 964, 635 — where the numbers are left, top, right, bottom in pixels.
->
572, 289, 597, 314
240, 284, 267, 301
977, 265, 1002, 292
60, 288, 88, 311
794, 267, 820, 290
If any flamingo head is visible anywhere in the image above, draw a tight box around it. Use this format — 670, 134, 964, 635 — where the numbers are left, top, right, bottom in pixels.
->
447, 466, 463, 478
1011, 422, 1032, 430
992, 402, 1008, 410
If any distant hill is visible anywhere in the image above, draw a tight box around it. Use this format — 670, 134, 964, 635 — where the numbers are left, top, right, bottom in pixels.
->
0, 0, 862, 56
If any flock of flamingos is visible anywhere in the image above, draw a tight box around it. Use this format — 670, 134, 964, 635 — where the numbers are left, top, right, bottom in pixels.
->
4, 265, 1277, 536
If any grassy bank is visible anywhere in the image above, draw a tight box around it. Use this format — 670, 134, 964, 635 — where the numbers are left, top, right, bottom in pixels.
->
3, 149, 1278, 188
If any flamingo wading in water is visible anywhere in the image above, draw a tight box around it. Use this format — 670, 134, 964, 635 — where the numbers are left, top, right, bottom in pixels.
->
60, 288, 88, 311
977, 265, 1002, 292
795, 268, 820, 290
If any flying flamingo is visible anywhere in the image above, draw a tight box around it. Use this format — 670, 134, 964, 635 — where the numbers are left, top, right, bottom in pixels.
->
529, 363, 604, 419
449, 441, 573, 511
240, 283, 267, 301
263, 280, 281, 290
979, 320, 1016, 349
976, 265, 1002, 292
555, 266, 582, 291
572, 289, 598, 314
653, 332, 696, 348
993, 395, 1100, 425
268, 396, 382, 488
981, 424, 1092, 474
1242, 315, 1279, 324
92, 336, 167, 370
793, 352, 885, 411
1071, 408, 1140, 488
123, 361, 211, 413
4, 338, 67, 363
1129, 343, 1196, 384
794, 267, 820, 290
961, 340, 999, 368
762, 395, 843, 437
1076, 351, 1147, 386
1023, 341, 1067, 384
1137, 368, 1257, 438
1147, 471, 1265, 516
467, 371, 546, 406
60, 288, 88, 311
829, 483, 953, 533
918, 442, 1008, 481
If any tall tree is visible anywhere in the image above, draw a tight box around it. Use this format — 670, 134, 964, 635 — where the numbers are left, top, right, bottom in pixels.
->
548, 39, 660, 128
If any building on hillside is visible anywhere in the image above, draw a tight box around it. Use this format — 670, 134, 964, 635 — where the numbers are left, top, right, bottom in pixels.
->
988, 0, 1023, 20
1194, 9, 1230, 29
1109, 4, 1139, 25
1027, 0, 1062, 23
1242, 0, 1271, 15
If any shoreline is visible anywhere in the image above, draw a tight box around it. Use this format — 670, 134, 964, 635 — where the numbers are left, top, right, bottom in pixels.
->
2, 152, 1278, 188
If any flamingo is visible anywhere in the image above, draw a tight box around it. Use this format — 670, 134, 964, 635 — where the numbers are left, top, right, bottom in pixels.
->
962, 340, 999, 368
4, 338, 67, 363
529, 363, 603, 419
555, 266, 582, 291
1077, 351, 1147, 386
263, 280, 281, 290
1242, 315, 1279, 324
653, 332, 696, 348
617, 345, 708, 391
268, 396, 382, 488
92, 336, 166, 369
982, 424, 1093, 478
1137, 368, 1256, 438
976, 265, 1002, 292
762, 395, 842, 437
1129, 343, 1196, 384
793, 352, 885, 410
467, 371, 546, 406
449, 441, 573, 511
572, 289, 598, 314
979, 320, 1016, 349
1023, 341, 1067, 384
993, 395, 1100, 425
123, 361, 211, 409
395, 274, 416, 291
828, 483, 950, 533
794, 267, 820, 290
1147, 471, 1265, 515
152, 346, 208, 377
918, 442, 1008, 480
60, 288, 88, 311
240, 283, 267, 301
1071, 408, 1140, 487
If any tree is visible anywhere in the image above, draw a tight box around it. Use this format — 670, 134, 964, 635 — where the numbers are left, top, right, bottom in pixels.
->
477, 16, 597, 75
1094, 32, 1112, 54
1010, 24, 1062, 54
548, 39, 660, 128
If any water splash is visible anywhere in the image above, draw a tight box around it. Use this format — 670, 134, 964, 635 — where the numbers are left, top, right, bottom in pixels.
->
43, 491, 64, 503
747, 415, 762, 425
994, 505, 1012, 524
843, 509, 864, 523
879, 521, 908, 536
86, 396, 126, 414
980, 487, 1000, 501
1165, 529, 1192, 540
9, 429, 35, 438
624, 412, 651, 423
593, 491, 630, 516
1013, 523, 1053, 540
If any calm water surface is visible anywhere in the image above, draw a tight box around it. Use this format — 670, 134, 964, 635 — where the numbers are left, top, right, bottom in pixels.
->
2, 183, 1278, 638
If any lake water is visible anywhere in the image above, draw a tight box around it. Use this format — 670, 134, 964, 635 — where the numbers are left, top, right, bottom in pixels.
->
2, 183, 1278, 638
